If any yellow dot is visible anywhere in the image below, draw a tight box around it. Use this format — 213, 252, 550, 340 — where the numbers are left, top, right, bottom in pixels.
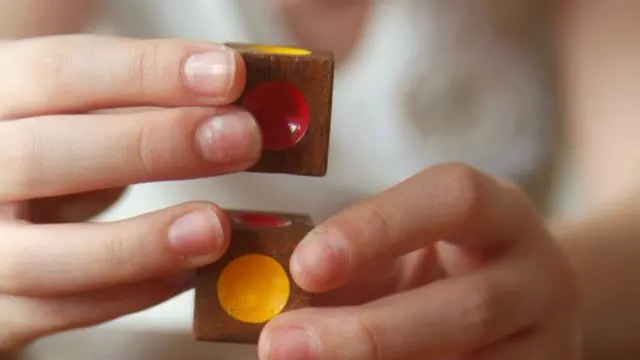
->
247, 44, 311, 56
217, 254, 290, 324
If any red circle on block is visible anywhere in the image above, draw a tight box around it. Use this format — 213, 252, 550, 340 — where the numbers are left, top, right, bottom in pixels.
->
232, 213, 292, 227
241, 81, 310, 151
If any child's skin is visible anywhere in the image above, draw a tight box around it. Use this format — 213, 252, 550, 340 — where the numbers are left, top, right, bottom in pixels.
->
0, 1, 639, 359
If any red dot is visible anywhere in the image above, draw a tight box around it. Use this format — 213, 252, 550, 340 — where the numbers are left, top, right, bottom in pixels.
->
241, 81, 310, 151
232, 213, 292, 227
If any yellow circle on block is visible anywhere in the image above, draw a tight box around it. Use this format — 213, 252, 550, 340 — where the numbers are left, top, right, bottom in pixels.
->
218, 254, 290, 324
248, 44, 311, 56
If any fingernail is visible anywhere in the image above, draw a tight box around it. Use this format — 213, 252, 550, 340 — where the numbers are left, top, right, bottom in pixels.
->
167, 209, 225, 265
197, 110, 262, 165
292, 229, 348, 289
260, 327, 315, 360
184, 46, 236, 96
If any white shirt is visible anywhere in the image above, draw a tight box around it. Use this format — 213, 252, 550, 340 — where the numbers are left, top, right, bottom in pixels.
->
24, 1, 558, 359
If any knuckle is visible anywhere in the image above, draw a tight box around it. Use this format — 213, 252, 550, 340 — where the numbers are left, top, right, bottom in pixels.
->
128, 41, 161, 95
435, 163, 487, 225
102, 229, 136, 276
344, 315, 381, 360
132, 119, 154, 176
459, 280, 506, 342
127, 40, 182, 95
360, 202, 395, 243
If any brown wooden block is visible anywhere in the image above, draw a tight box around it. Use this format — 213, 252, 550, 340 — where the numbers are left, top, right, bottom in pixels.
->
226, 43, 335, 177
193, 210, 314, 344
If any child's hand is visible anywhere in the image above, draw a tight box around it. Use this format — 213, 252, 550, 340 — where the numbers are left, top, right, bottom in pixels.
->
0, 35, 261, 350
261, 164, 581, 360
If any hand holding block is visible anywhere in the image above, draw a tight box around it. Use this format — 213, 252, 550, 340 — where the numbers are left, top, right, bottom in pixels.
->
226, 43, 335, 177
193, 210, 314, 343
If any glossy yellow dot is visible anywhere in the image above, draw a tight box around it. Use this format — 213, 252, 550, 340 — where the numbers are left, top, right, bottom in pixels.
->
217, 254, 290, 324
247, 44, 311, 56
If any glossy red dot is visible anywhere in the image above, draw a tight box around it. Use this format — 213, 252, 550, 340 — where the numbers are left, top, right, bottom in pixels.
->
232, 213, 292, 227
241, 81, 310, 151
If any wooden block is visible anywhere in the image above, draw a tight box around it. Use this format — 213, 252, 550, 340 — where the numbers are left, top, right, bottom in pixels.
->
193, 210, 314, 344
226, 43, 335, 177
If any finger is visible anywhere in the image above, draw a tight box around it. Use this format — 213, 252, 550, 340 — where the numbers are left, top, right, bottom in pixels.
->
28, 187, 127, 224
0, 107, 261, 202
0, 273, 193, 350
0, 202, 230, 296
312, 247, 443, 307
290, 163, 535, 292
0, 34, 245, 119
260, 248, 561, 360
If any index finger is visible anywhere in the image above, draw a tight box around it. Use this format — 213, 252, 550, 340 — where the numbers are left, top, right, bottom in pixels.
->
291, 163, 535, 292
0, 35, 246, 119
